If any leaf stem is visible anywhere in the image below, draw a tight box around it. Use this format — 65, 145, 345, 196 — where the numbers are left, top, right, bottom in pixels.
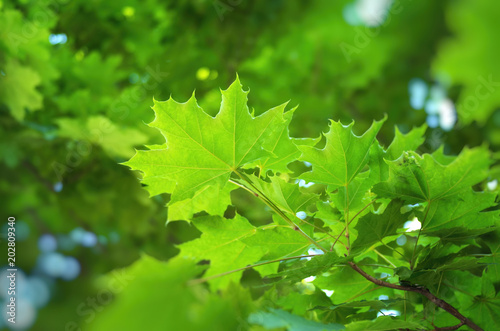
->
344, 184, 350, 255
230, 177, 338, 245
230, 173, 328, 253
330, 199, 376, 251
373, 249, 397, 268
410, 201, 431, 270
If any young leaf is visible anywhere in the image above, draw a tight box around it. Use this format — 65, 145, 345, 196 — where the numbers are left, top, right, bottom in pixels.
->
298, 118, 386, 189
245, 108, 320, 175
385, 124, 427, 161
373, 146, 491, 203
124, 77, 289, 205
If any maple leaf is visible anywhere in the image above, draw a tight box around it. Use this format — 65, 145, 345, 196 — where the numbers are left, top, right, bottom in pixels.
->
243, 175, 319, 218
138, 144, 236, 222
178, 214, 262, 289
89, 255, 253, 331
385, 124, 427, 161
298, 117, 386, 189
245, 108, 320, 176
373, 146, 491, 203
167, 183, 236, 222
179, 214, 315, 288
351, 200, 409, 254
365, 124, 427, 185
0, 59, 42, 121
419, 190, 499, 232
124, 77, 290, 207
56, 116, 148, 158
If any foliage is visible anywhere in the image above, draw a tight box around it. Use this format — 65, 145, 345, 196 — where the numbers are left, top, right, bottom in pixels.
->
1, 0, 500, 330
117, 79, 499, 330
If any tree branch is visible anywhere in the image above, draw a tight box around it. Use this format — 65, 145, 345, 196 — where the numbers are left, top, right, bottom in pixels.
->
348, 262, 483, 331
432, 321, 465, 331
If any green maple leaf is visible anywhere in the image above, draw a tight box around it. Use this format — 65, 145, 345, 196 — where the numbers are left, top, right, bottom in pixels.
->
124, 77, 290, 206
351, 200, 409, 254
244, 175, 320, 217
313, 266, 390, 303
139, 144, 237, 222
245, 108, 320, 176
56, 116, 148, 158
356, 124, 427, 194
178, 214, 264, 289
373, 146, 491, 204
179, 213, 316, 288
298, 118, 386, 190
271, 252, 349, 283
328, 122, 426, 214
365, 124, 427, 186
329, 174, 374, 214
0, 59, 42, 121
167, 182, 236, 222
418, 190, 499, 232
242, 225, 311, 275
468, 281, 500, 331
242, 226, 310, 260
385, 124, 427, 161
276, 289, 333, 316
89, 255, 252, 331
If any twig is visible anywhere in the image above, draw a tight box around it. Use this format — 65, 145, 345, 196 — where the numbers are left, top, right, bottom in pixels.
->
432, 321, 465, 331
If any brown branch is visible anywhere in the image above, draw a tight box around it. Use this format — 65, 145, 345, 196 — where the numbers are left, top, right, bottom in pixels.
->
348, 262, 483, 331
432, 321, 465, 331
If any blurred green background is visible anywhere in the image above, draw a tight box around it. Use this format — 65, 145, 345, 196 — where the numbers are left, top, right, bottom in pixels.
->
1, 0, 500, 330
